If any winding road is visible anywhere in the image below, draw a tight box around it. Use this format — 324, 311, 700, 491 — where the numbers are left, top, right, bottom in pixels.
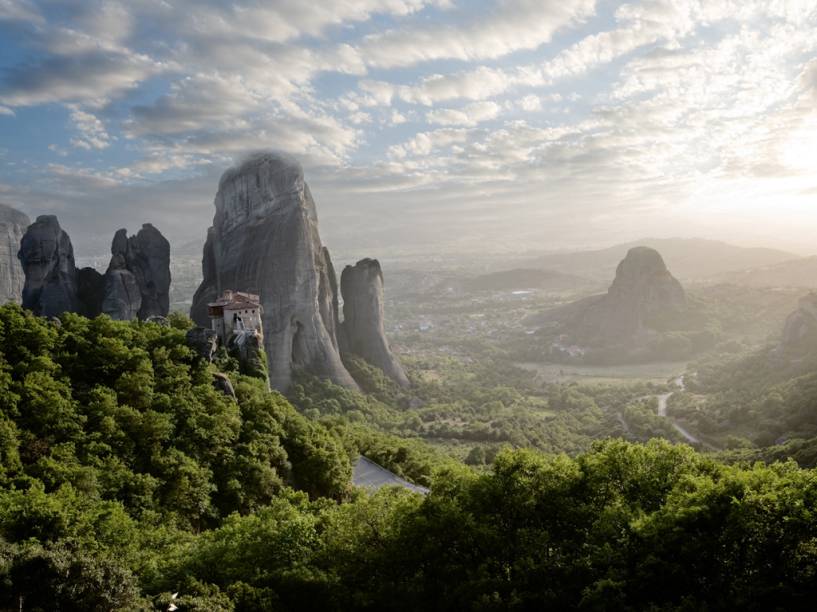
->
656, 376, 700, 445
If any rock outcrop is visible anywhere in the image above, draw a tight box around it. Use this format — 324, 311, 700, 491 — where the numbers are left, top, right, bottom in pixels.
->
340, 258, 409, 387
780, 293, 817, 354
190, 152, 358, 391
76, 267, 106, 318
186, 327, 220, 362
106, 225, 171, 320
212, 372, 237, 400
227, 329, 269, 382
18, 216, 170, 321
102, 269, 142, 320
18, 215, 80, 317
570, 246, 687, 345
0, 203, 29, 305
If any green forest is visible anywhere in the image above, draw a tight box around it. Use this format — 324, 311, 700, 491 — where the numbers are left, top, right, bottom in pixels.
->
1, 304, 817, 610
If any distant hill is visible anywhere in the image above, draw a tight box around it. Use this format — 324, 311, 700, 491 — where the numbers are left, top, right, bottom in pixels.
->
523, 238, 798, 282
459, 268, 594, 293
524, 247, 719, 364
712, 256, 817, 288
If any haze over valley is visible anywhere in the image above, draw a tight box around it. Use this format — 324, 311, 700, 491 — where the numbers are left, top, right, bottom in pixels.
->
1, 1, 817, 610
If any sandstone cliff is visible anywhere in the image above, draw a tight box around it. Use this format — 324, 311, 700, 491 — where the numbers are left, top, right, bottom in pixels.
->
0, 203, 29, 305
190, 153, 358, 391
340, 258, 409, 387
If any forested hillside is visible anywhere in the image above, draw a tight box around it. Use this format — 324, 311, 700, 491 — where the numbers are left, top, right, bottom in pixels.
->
1, 305, 816, 610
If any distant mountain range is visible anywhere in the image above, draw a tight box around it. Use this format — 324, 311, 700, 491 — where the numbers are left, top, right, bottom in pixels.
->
712, 256, 817, 288
518, 238, 801, 283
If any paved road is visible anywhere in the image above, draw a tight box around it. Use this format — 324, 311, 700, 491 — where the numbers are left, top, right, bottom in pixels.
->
656, 376, 702, 445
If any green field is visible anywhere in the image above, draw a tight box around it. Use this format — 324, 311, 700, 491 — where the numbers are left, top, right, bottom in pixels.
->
515, 361, 688, 386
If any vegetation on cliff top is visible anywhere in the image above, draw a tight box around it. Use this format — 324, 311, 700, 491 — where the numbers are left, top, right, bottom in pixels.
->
1, 304, 816, 610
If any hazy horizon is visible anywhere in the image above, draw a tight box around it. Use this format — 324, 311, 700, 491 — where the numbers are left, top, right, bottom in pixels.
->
1, 1, 816, 257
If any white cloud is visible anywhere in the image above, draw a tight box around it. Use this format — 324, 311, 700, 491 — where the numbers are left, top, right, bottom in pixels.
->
388, 127, 470, 158
0, 0, 42, 24
68, 106, 111, 150
518, 95, 541, 111
126, 73, 260, 137
358, 0, 595, 68
0, 50, 165, 107
426, 101, 502, 126
173, 0, 451, 45
370, 65, 536, 106
3, 0, 817, 255
48, 144, 67, 157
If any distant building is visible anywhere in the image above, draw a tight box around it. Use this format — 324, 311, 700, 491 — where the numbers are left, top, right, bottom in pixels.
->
208, 290, 263, 343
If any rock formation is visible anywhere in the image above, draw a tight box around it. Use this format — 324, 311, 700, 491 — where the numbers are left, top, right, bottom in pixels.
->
570, 246, 687, 345
18, 216, 170, 321
212, 372, 237, 400
186, 327, 220, 361
18, 215, 80, 317
76, 267, 105, 318
190, 152, 358, 391
107, 225, 171, 320
0, 203, 29, 305
227, 328, 269, 382
102, 268, 142, 320
117, 225, 171, 319
340, 258, 409, 387
780, 293, 817, 354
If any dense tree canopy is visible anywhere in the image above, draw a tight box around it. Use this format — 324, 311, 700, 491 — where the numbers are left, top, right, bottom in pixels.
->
0, 304, 816, 610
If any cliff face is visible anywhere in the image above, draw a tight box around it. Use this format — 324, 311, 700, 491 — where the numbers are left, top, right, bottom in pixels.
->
0, 203, 29, 305
107, 225, 171, 320
191, 153, 358, 391
102, 268, 142, 320
340, 258, 409, 387
570, 246, 688, 345
18, 216, 170, 321
18, 215, 80, 317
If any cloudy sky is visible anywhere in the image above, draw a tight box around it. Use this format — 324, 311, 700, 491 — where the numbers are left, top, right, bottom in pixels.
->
1, 0, 816, 258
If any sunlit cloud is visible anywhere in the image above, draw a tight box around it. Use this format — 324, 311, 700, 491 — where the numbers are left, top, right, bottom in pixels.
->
0, 0, 815, 254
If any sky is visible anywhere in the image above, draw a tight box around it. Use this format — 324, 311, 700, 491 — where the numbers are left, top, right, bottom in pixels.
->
0, 0, 816, 258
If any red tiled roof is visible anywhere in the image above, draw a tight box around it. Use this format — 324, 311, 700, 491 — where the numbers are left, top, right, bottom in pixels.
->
208, 290, 261, 308
223, 300, 260, 310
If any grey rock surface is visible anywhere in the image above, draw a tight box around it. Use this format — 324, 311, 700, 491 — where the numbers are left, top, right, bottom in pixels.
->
780, 293, 817, 354
340, 258, 409, 387
77, 267, 105, 318
227, 329, 269, 382
0, 203, 29, 305
102, 268, 142, 320
186, 326, 220, 362
18, 215, 80, 317
108, 225, 171, 319
191, 152, 357, 391
212, 372, 237, 400
570, 246, 687, 345
17, 216, 170, 321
